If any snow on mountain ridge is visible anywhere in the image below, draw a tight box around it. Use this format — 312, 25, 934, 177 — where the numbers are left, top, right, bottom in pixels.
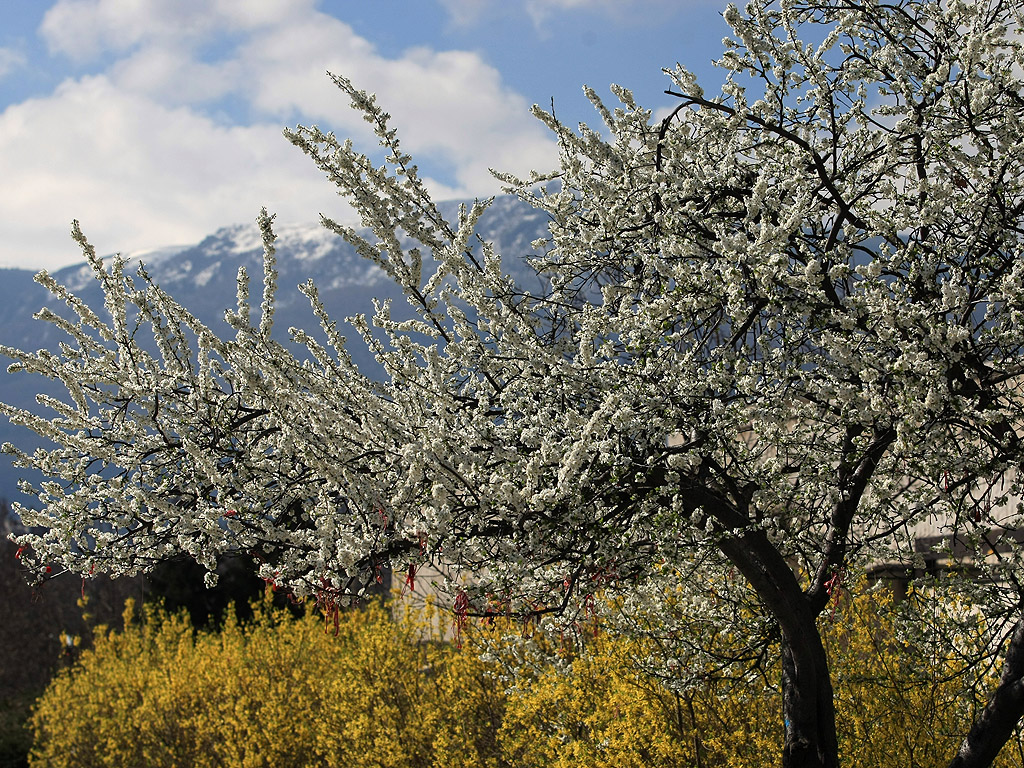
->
45, 196, 546, 296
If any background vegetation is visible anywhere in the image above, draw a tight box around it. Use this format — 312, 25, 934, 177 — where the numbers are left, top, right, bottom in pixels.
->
0, 511, 143, 768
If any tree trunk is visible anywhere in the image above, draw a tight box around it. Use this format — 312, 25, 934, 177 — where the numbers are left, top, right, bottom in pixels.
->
780, 619, 839, 768
948, 618, 1024, 768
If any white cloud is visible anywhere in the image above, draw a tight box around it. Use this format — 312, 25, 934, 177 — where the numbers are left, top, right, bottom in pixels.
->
39, 0, 312, 60
211, 0, 318, 30
528, 0, 594, 9
431, 0, 684, 31
231, 26, 557, 188
435, 0, 489, 26
0, 75, 341, 269
5, 0, 558, 269
42, 0, 211, 60
0, 48, 26, 80
524, 0, 677, 28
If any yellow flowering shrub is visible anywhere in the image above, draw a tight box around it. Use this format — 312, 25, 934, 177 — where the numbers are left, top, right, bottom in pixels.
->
29, 583, 1024, 768
423, 635, 507, 768
494, 618, 779, 768
30, 594, 474, 768
824, 584, 1019, 768
498, 628, 690, 768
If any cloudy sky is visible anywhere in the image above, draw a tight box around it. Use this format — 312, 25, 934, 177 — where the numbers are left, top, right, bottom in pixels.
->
0, 0, 731, 270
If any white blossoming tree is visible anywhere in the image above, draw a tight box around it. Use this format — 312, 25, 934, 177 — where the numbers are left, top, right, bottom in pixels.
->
6, 1, 1024, 766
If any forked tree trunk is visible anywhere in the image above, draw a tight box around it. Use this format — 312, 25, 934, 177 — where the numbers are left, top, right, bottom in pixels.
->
716, 530, 842, 768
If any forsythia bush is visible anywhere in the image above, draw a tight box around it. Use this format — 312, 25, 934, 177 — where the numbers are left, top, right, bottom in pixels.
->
497, 625, 779, 768
31, 594, 502, 768
824, 585, 1014, 767
30, 585, 1023, 768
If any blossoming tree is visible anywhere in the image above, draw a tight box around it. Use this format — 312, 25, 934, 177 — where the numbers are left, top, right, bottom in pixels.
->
5, 1, 1024, 766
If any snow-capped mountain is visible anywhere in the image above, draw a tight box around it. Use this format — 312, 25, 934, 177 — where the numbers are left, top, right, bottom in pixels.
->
0, 195, 552, 507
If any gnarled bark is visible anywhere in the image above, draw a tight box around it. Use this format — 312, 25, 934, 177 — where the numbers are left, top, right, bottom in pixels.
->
780, 631, 838, 768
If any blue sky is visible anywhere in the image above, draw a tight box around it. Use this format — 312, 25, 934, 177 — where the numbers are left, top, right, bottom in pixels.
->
0, 0, 732, 270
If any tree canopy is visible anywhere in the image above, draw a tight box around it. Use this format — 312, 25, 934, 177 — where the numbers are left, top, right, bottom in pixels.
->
6, 1, 1024, 766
